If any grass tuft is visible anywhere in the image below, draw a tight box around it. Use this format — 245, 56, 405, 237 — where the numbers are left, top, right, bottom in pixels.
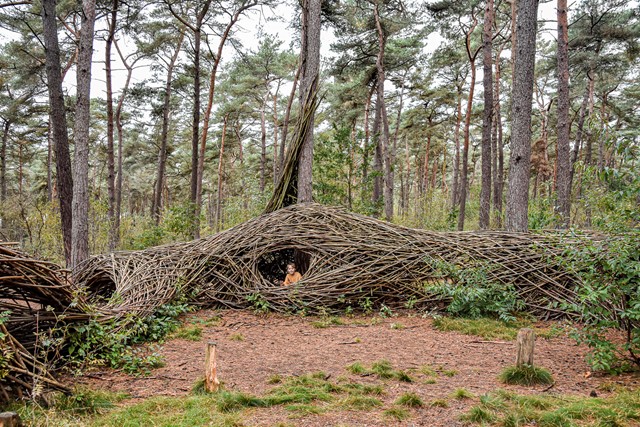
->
311, 316, 345, 328
384, 407, 411, 421
431, 398, 449, 408
371, 360, 395, 379
346, 362, 367, 375
172, 325, 202, 341
229, 333, 244, 341
451, 388, 474, 400
395, 392, 424, 408
499, 364, 554, 386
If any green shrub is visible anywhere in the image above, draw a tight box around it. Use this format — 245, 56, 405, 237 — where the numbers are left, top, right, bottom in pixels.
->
425, 260, 524, 321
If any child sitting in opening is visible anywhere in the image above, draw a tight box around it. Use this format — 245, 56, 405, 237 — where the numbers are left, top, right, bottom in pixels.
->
282, 262, 302, 286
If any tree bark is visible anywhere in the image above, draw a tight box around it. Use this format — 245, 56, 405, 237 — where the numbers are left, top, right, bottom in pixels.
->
451, 86, 463, 208
555, 0, 571, 228
505, 0, 538, 232
479, 0, 494, 229
492, 43, 505, 227
0, 120, 8, 205
113, 39, 138, 249
260, 96, 267, 193
373, 1, 393, 221
42, 0, 73, 265
279, 59, 300, 175
152, 31, 184, 225
215, 115, 228, 232
457, 59, 477, 231
297, 0, 321, 203
105, 0, 118, 251
71, 0, 97, 268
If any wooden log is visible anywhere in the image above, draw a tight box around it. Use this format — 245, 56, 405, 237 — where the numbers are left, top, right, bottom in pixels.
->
0, 412, 22, 427
516, 328, 535, 367
204, 342, 220, 393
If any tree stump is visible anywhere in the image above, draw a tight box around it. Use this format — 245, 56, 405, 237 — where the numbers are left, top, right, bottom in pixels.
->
516, 328, 535, 367
0, 412, 22, 427
205, 342, 220, 393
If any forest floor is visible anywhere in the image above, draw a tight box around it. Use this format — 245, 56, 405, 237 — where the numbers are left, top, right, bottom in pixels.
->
77, 309, 639, 426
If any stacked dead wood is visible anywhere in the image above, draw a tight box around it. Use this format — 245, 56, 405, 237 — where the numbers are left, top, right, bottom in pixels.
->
0, 244, 81, 401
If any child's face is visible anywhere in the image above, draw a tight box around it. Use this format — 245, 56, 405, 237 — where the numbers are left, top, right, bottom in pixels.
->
287, 265, 296, 274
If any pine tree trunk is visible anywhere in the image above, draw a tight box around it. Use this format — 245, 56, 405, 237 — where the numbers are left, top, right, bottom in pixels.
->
372, 92, 383, 215
1, 120, 8, 204
71, 0, 96, 268
297, 0, 321, 203
555, 0, 571, 227
105, 0, 118, 251
451, 87, 463, 208
42, 0, 73, 266
479, 0, 494, 229
196, 3, 251, 237
215, 115, 228, 232
113, 39, 136, 250
457, 60, 476, 231
279, 60, 300, 175
152, 32, 184, 225
505, 0, 539, 232
260, 98, 267, 194
492, 43, 505, 227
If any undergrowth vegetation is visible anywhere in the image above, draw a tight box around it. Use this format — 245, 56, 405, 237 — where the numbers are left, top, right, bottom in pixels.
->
464, 388, 640, 426
63, 299, 192, 375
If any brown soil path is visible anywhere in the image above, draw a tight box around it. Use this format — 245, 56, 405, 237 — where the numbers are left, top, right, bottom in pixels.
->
79, 310, 625, 426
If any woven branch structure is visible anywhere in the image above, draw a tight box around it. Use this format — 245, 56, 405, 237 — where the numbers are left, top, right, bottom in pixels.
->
76, 203, 584, 320
0, 244, 85, 400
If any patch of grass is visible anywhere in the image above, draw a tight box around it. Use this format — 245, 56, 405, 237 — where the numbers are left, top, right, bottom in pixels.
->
464, 389, 640, 426
342, 383, 384, 396
390, 322, 404, 330
267, 374, 283, 384
346, 362, 367, 375
311, 316, 345, 328
171, 325, 202, 341
451, 388, 474, 400
499, 365, 554, 386
463, 406, 497, 424
229, 333, 244, 341
432, 316, 560, 341
395, 392, 424, 408
419, 364, 437, 377
431, 398, 449, 408
371, 360, 395, 379
217, 390, 268, 412
285, 404, 325, 416
442, 368, 457, 377
384, 407, 411, 421
395, 370, 414, 383
338, 395, 383, 410
424, 378, 437, 384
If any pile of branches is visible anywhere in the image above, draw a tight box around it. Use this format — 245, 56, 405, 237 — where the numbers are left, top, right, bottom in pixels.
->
76, 203, 588, 321
0, 244, 84, 401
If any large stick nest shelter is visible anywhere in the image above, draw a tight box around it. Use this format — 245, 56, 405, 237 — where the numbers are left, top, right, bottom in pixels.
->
75, 202, 584, 321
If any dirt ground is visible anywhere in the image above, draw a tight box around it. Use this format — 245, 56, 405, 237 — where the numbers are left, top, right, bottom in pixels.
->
78, 309, 638, 426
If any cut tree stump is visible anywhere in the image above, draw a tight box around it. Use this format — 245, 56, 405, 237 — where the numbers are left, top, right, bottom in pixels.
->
205, 342, 220, 393
0, 412, 22, 427
516, 328, 536, 366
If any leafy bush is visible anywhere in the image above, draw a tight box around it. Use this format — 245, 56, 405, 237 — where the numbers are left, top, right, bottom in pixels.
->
562, 231, 640, 373
425, 260, 524, 321
64, 300, 190, 375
